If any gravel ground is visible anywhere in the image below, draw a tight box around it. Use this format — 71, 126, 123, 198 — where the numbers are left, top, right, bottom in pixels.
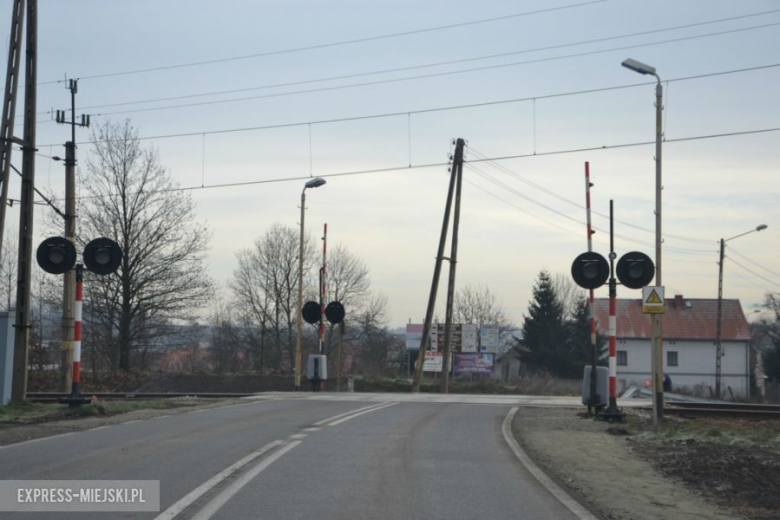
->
511, 406, 769, 520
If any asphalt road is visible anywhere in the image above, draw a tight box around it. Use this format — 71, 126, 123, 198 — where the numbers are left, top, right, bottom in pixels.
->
0, 395, 589, 519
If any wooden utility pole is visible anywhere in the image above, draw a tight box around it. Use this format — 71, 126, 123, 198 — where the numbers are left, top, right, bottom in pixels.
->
0, 0, 25, 266
11, 0, 36, 403
55, 79, 90, 391
441, 142, 464, 394
411, 138, 465, 393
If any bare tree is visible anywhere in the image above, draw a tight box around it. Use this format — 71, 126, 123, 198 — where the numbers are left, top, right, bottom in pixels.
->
78, 120, 212, 371
230, 223, 317, 371
553, 273, 584, 321
453, 284, 513, 329
326, 245, 370, 311
0, 233, 17, 311
319, 246, 390, 366
208, 303, 247, 374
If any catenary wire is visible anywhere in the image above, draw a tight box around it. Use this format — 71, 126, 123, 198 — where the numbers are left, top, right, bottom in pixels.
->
36, 63, 780, 149
34, 126, 780, 211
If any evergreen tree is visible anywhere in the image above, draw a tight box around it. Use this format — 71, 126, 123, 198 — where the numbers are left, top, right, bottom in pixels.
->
566, 296, 607, 376
516, 271, 569, 376
760, 292, 780, 382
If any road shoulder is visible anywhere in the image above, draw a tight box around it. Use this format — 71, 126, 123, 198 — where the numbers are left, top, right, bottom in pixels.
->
0, 397, 261, 448
511, 406, 740, 520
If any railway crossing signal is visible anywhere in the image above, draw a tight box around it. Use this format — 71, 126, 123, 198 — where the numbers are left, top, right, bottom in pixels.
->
83, 237, 123, 275
571, 251, 654, 290
616, 251, 655, 289
36, 237, 77, 275
571, 251, 609, 289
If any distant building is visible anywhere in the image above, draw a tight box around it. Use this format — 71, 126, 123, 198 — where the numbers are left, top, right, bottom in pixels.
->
594, 294, 753, 397
493, 330, 523, 382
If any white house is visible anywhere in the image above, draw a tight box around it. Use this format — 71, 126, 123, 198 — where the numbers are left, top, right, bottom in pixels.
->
594, 294, 752, 397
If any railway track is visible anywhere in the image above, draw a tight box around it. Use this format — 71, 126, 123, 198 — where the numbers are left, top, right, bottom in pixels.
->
25, 392, 257, 403
664, 401, 780, 419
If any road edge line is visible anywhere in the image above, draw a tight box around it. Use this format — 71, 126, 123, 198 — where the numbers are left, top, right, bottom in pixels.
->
502, 407, 598, 520
190, 441, 301, 520
327, 401, 398, 426
153, 440, 283, 520
312, 402, 390, 426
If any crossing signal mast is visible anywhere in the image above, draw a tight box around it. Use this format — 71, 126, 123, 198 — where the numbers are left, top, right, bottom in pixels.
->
571, 200, 655, 420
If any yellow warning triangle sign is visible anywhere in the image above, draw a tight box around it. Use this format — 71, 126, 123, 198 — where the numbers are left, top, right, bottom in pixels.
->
645, 289, 662, 304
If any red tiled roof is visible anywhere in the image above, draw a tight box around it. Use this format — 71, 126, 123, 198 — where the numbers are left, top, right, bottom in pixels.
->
593, 296, 750, 341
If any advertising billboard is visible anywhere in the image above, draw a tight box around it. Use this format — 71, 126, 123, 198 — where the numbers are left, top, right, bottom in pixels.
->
453, 353, 496, 374
423, 352, 444, 372
405, 323, 423, 351
479, 324, 500, 353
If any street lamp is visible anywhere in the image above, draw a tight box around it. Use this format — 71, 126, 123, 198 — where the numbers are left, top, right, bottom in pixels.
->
715, 224, 767, 398
295, 177, 326, 390
622, 57, 664, 425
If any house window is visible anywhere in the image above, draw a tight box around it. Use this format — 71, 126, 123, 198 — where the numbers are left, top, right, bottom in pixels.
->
667, 351, 678, 367
617, 351, 627, 366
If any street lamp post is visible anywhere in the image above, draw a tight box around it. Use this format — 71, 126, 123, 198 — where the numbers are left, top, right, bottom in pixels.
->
715, 224, 767, 398
622, 58, 664, 425
295, 177, 326, 391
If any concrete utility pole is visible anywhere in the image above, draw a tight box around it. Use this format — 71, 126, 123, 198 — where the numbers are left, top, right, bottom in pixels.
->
55, 79, 90, 392
295, 177, 325, 390
0, 0, 25, 270
621, 57, 663, 424
412, 138, 464, 393
652, 76, 664, 421
441, 144, 464, 394
10, 0, 36, 403
715, 224, 767, 398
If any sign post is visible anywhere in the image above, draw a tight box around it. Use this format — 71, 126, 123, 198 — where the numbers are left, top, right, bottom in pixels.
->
642, 286, 665, 314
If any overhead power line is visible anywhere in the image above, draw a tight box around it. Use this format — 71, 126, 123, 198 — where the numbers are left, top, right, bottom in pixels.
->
466, 146, 716, 245
725, 265, 774, 292
729, 258, 780, 288
56, 9, 780, 115
729, 247, 780, 278
37, 63, 780, 149
35, 0, 606, 86
63, 21, 780, 120
465, 162, 713, 255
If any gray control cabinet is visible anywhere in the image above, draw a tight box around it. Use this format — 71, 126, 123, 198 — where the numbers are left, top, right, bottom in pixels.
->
0, 312, 16, 405
307, 355, 328, 381
582, 365, 609, 408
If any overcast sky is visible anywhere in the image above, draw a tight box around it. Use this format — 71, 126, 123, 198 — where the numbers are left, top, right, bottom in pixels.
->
5, 0, 780, 327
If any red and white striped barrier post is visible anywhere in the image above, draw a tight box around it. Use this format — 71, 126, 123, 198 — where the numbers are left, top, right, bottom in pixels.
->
72, 263, 84, 397
584, 162, 599, 411
605, 200, 622, 417
608, 280, 617, 406
319, 223, 327, 355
